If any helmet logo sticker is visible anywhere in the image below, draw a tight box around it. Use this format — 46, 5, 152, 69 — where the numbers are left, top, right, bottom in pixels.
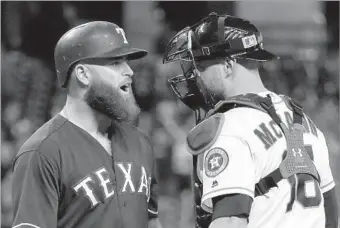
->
205, 147, 229, 177
224, 27, 248, 40
198, 24, 205, 35
242, 34, 258, 48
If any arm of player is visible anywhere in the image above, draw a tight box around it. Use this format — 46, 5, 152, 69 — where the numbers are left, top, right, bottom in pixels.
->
323, 188, 338, 228
147, 174, 159, 219
209, 217, 247, 228
147, 162, 163, 228
315, 132, 338, 228
200, 136, 255, 215
148, 152, 160, 220
208, 194, 250, 228
148, 218, 163, 228
187, 114, 255, 226
199, 136, 254, 228
317, 131, 336, 193
12, 150, 59, 228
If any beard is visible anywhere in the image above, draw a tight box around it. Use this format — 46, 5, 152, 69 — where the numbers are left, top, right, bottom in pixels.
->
84, 80, 140, 123
200, 76, 225, 104
207, 87, 225, 103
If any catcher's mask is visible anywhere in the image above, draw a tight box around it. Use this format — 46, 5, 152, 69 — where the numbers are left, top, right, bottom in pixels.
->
163, 12, 279, 115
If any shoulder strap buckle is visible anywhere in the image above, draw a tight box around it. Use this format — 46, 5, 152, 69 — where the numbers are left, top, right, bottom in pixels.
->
289, 98, 303, 117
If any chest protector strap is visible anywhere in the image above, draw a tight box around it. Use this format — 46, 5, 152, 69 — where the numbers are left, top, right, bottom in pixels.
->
206, 93, 320, 197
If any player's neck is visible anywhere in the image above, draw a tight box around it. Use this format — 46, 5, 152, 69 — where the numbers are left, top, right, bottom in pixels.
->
60, 96, 111, 136
227, 70, 268, 97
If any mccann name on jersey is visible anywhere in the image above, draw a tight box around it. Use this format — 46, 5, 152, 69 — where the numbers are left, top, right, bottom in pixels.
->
254, 111, 318, 150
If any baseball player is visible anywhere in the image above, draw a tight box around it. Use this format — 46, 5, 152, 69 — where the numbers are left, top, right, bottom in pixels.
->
163, 13, 338, 228
12, 21, 162, 228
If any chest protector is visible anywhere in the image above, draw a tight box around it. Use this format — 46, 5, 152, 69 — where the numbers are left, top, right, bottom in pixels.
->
188, 93, 320, 228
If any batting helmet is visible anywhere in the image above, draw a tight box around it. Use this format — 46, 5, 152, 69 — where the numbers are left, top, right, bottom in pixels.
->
54, 21, 148, 87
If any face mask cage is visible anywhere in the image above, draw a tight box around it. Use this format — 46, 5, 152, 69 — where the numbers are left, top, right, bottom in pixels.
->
164, 13, 229, 110
163, 27, 202, 104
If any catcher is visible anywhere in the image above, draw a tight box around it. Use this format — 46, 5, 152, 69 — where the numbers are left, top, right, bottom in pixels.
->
163, 12, 338, 228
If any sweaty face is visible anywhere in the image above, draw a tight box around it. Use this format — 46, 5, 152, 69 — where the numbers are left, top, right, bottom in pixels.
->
84, 58, 140, 122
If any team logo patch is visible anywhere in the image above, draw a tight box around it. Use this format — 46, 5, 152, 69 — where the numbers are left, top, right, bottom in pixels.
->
242, 34, 257, 48
205, 147, 229, 177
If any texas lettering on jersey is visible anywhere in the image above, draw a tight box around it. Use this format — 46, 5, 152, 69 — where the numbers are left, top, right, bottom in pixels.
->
73, 163, 151, 208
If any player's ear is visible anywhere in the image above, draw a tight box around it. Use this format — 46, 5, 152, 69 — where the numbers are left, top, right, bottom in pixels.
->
74, 64, 91, 87
223, 58, 234, 78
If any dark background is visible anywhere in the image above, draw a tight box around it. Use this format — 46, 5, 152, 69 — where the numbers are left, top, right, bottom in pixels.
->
1, 1, 339, 227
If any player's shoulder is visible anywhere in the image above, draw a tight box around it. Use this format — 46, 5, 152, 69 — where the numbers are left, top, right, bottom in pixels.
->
218, 107, 266, 138
223, 106, 262, 120
14, 114, 67, 170
187, 113, 226, 155
17, 114, 67, 158
221, 92, 290, 127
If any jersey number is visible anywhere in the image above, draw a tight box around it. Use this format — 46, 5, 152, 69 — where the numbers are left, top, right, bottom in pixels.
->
284, 145, 322, 212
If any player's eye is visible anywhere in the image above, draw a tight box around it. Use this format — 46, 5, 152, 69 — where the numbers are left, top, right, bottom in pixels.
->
110, 60, 121, 66
108, 57, 129, 67
107, 58, 124, 66
195, 63, 205, 71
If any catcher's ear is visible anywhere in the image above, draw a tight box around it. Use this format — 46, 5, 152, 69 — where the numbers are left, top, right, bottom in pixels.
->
223, 59, 234, 76
193, 69, 201, 77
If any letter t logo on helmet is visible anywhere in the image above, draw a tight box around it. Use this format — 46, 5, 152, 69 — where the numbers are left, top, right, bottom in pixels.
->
115, 28, 128, 44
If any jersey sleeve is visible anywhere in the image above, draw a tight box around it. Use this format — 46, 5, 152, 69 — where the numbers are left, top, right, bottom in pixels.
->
12, 150, 59, 228
200, 135, 256, 213
134, 126, 159, 220
316, 132, 335, 193
148, 164, 159, 219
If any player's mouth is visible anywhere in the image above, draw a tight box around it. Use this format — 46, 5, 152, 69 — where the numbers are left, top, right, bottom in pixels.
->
119, 81, 132, 93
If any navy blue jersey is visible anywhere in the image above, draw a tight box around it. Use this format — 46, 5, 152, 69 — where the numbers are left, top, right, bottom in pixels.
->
12, 114, 158, 228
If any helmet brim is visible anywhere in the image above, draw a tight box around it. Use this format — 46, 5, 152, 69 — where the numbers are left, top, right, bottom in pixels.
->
61, 47, 148, 88
240, 49, 279, 62
98, 47, 148, 60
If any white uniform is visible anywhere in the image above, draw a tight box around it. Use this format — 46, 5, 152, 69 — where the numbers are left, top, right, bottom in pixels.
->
196, 91, 335, 228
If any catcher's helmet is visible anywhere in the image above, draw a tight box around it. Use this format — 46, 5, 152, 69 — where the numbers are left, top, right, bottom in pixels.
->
163, 12, 279, 113
54, 21, 148, 87
163, 12, 278, 64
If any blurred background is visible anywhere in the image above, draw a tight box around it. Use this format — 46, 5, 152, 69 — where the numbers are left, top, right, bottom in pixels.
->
1, 1, 339, 228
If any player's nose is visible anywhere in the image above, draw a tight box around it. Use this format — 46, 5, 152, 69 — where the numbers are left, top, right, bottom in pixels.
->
122, 61, 134, 77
